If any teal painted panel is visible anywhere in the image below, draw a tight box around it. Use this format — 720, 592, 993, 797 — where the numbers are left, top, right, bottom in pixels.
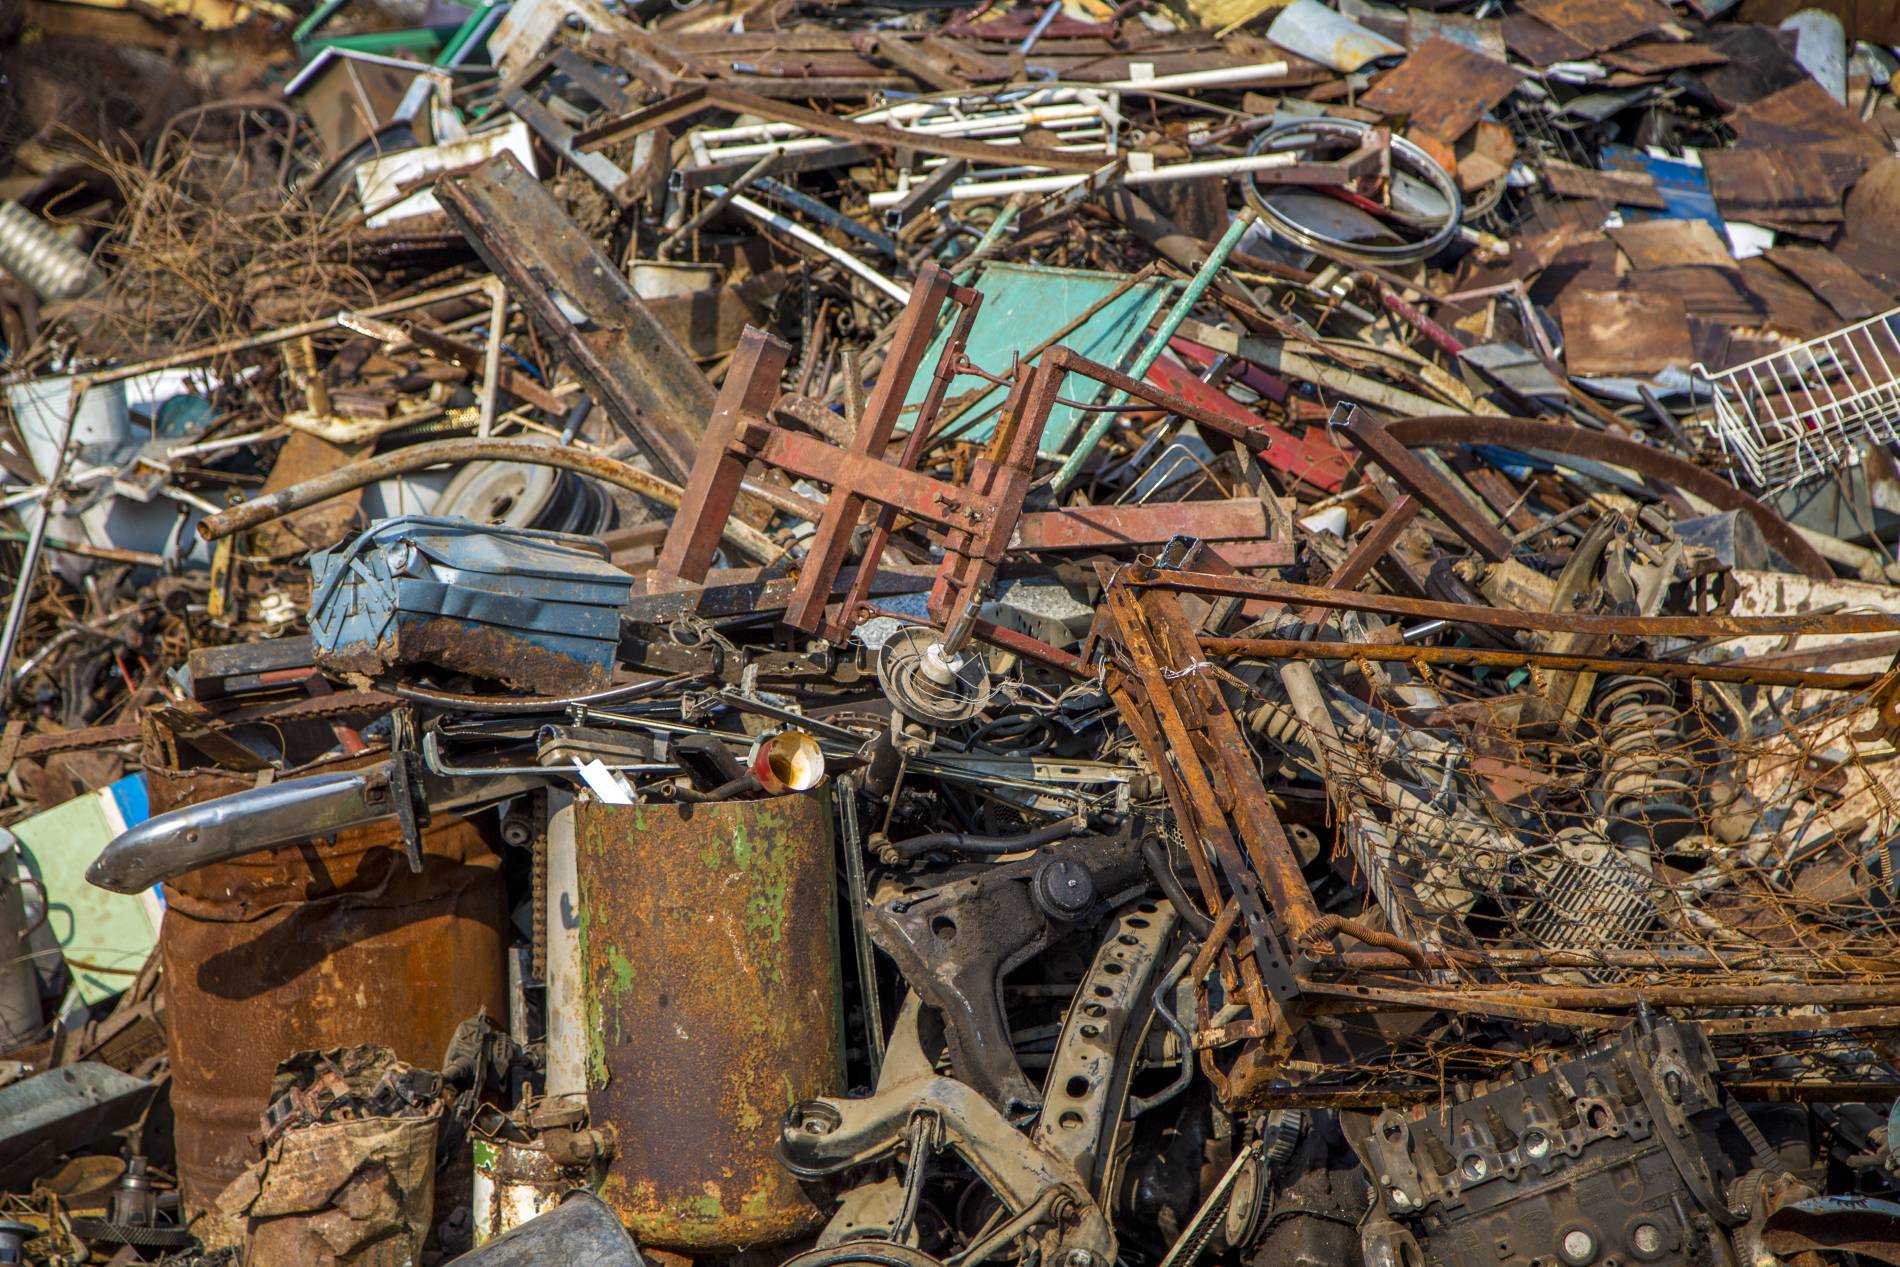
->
899, 262, 1176, 456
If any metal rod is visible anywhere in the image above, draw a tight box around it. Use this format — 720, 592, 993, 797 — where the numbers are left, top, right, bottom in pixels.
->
1053, 209, 1257, 492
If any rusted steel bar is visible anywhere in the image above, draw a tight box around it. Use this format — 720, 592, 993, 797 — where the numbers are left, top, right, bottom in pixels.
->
1697, 1007, 1900, 1036
1311, 979, 1900, 1008
1342, 408, 1514, 562
653, 329, 794, 587
852, 33, 969, 92
1042, 343, 1289, 457
1296, 491, 1419, 623
1308, 946, 1893, 972
1380, 415, 1836, 580
1101, 583, 1310, 1002
1122, 566, 1900, 638
1735, 633, 1900, 670
1298, 982, 1619, 1030
436, 153, 715, 483
196, 438, 780, 561
1248, 1081, 1900, 1108
1200, 635, 1885, 691
1013, 499, 1278, 553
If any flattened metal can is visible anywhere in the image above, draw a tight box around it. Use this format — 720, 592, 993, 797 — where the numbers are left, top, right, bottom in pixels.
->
574, 793, 843, 1250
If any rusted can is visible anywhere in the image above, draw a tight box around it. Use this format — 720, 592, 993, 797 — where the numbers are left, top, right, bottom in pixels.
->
575, 793, 843, 1250
162, 811, 507, 1215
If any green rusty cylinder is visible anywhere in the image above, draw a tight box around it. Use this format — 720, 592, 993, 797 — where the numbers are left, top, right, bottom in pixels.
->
573, 792, 843, 1250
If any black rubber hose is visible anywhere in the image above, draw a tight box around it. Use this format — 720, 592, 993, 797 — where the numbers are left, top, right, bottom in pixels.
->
889, 815, 1084, 860
1142, 837, 1216, 938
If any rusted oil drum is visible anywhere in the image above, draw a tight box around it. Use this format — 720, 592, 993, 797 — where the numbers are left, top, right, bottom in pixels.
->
575, 792, 843, 1250
162, 812, 507, 1214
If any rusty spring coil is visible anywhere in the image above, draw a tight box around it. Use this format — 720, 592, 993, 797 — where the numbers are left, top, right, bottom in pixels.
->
1590, 675, 1701, 848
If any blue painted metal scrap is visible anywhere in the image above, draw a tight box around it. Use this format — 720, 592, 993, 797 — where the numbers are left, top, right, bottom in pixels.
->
308, 515, 633, 695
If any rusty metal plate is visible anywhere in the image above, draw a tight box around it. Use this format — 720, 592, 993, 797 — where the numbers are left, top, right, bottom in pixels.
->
1518, 0, 1679, 52
1556, 288, 1693, 377
1609, 218, 1735, 271
1543, 159, 1667, 209
1766, 246, 1898, 322
1359, 37, 1524, 144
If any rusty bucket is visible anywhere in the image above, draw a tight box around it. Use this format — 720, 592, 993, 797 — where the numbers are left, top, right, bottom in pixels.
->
162, 812, 507, 1215
574, 792, 843, 1251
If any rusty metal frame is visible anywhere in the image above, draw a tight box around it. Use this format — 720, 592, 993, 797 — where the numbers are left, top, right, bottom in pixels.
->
653, 266, 1299, 668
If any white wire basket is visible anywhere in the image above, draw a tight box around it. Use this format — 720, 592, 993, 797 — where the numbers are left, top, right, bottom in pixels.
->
1694, 305, 1900, 492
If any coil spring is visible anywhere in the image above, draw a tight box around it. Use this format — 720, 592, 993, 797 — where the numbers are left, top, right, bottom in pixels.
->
1590, 675, 1699, 836
0, 201, 99, 301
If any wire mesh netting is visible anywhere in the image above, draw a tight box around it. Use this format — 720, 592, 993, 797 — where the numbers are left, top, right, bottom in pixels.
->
1223, 640, 1900, 1084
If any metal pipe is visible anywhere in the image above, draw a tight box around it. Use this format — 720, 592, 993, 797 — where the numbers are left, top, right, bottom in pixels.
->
660, 153, 778, 257
868, 155, 1296, 207
1052, 209, 1256, 492
722, 191, 909, 302
0, 379, 82, 687
478, 277, 507, 438
195, 437, 782, 561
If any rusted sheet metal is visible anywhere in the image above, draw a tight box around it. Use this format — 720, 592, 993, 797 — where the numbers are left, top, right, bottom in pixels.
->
162, 812, 507, 1214
1358, 37, 1524, 144
1556, 288, 1695, 376
435, 153, 715, 484
1518, 0, 1679, 52
575, 793, 843, 1250
1378, 415, 1838, 578
1122, 565, 1900, 637
1543, 158, 1668, 208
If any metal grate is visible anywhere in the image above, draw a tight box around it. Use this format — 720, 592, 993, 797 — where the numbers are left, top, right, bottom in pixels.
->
1695, 305, 1900, 491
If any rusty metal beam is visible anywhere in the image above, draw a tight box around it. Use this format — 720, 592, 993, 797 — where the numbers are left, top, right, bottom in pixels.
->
1014, 499, 1279, 554
1381, 415, 1837, 580
1199, 635, 1884, 691
1342, 408, 1515, 563
1121, 565, 1900, 638
1296, 492, 1419, 624
435, 153, 715, 484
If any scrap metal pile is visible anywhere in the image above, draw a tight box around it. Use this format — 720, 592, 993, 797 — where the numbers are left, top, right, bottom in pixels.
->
10, 0, 1900, 1263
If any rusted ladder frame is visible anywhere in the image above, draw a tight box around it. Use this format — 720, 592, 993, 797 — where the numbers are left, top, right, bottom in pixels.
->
653, 329, 790, 586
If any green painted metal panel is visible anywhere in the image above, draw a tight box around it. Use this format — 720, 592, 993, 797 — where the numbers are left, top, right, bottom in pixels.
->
899, 261, 1176, 456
